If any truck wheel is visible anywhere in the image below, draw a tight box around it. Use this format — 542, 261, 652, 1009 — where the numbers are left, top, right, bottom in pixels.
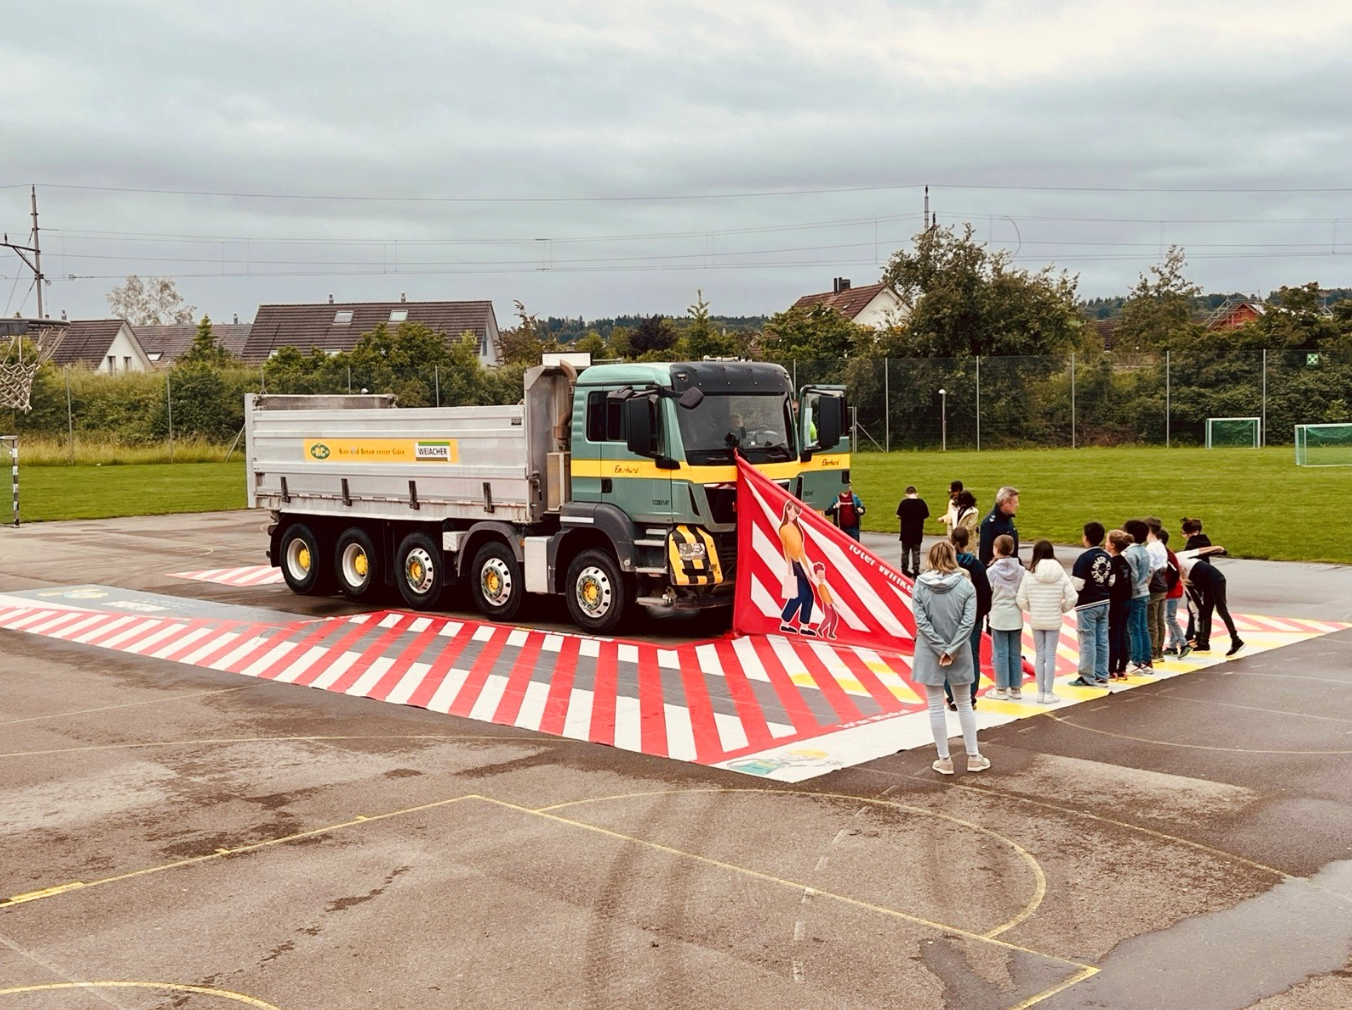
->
469, 540, 524, 622
279, 523, 332, 595
335, 527, 382, 602
565, 548, 630, 634
394, 532, 445, 610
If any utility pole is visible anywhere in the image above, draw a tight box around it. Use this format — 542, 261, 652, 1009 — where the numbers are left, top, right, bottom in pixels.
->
2, 186, 47, 318
30, 186, 43, 319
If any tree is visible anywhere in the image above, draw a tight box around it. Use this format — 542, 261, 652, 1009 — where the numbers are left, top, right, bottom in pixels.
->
574, 331, 610, 359
1114, 246, 1204, 351
106, 275, 197, 325
759, 304, 869, 366
882, 224, 1084, 357
630, 315, 677, 357
496, 301, 558, 365
177, 315, 235, 368
682, 289, 740, 360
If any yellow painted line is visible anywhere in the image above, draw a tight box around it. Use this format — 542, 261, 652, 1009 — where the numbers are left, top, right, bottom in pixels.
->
0, 981, 286, 1008
1046, 713, 1352, 755
950, 781, 1291, 880
0, 687, 246, 727
1005, 965, 1101, 1010
0, 794, 483, 910
530, 786, 1046, 940
4, 881, 86, 905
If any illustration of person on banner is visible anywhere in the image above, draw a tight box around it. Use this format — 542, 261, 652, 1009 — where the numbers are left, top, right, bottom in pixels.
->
778, 500, 817, 635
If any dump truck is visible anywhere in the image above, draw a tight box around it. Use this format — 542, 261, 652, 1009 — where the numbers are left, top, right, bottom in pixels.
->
245, 359, 849, 633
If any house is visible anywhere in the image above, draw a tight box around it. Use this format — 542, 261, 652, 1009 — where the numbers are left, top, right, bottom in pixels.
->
791, 277, 909, 328
133, 321, 253, 366
48, 319, 153, 373
238, 299, 502, 367
1205, 297, 1266, 331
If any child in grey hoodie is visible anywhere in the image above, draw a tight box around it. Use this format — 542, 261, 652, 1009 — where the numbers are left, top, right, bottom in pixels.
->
985, 534, 1026, 700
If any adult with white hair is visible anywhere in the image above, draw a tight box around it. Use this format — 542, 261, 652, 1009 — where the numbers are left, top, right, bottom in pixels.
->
978, 485, 1020, 566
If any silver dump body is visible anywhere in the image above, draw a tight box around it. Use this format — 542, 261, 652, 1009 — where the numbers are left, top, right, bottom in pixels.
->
245, 369, 573, 525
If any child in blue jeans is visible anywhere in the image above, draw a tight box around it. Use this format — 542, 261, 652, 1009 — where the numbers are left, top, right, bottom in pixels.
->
985, 534, 1026, 700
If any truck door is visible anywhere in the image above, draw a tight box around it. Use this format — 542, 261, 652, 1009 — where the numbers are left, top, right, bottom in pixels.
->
616, 391, 675, 526
797, 385, 850, 511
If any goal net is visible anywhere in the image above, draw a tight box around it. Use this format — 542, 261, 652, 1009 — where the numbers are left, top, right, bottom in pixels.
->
1205, 416, 1260, 448
1295, 423, 1352, 467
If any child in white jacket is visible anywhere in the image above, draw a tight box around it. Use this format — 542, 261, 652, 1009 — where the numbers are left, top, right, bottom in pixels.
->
1015, 539, 1078, 703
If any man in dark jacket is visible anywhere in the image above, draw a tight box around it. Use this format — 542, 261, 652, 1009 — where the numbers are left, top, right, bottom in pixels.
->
826, 484, 865, 541
945, 525, 991, 710
978, 486, 1020, 566
895, 485, 929, 578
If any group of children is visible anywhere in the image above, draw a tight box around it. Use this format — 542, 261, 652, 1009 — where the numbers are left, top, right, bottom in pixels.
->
915, 500, 1243, 706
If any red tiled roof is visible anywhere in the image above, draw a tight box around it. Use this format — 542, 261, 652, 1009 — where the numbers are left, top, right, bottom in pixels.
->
133, 323, 253, 363
239, 301, 496, 363
791, 282, 889, 319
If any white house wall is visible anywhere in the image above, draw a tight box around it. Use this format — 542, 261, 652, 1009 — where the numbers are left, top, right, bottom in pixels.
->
98, 325, 153, 373
851, 289, 910, 329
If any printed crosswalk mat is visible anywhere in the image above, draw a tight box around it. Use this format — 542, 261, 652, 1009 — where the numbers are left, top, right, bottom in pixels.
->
1, 582, 1344, 781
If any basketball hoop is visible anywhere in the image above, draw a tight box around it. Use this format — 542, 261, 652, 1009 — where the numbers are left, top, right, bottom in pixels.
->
0, 322, 59, 413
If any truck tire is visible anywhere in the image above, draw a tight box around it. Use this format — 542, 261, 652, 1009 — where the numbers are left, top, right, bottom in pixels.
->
394, 531, 445, 610
335, 527, 383, 602
279, 522, 333, 596
565, 548, 630, 634
469, 540, 524, 623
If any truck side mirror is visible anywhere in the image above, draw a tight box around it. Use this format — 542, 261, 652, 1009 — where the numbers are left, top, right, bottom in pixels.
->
817, 397, 843, 448
624, 395, 658, 457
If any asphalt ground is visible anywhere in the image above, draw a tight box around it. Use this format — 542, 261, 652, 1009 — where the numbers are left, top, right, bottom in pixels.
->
1, 512, 1350, 1009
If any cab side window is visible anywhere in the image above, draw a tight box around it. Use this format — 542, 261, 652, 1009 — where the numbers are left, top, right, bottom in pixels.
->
585, 391, 625, 442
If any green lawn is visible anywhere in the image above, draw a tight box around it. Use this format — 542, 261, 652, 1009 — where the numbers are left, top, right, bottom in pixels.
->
20, 461, 247, 522
850, 446, 1349, 565
12, 448, 1348, 564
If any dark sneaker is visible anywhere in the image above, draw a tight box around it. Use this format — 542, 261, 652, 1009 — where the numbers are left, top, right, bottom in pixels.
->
1068, 677, 1096, 687
946, 701, 957, 712
1163, 647, 1179, 656
779, 623, 798, 634
800, 628, 818, 638
1226, 639, 1246, 657
1178, 645, 1193, 659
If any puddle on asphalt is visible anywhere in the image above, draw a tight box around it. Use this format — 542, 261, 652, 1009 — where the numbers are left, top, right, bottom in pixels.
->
1044, 857, 1352, 1009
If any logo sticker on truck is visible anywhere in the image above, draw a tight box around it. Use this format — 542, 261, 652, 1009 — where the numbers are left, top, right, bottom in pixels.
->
303, 439, 459, 464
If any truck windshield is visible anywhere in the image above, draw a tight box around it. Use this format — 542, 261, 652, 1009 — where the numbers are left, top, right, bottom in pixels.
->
677, 392, 795, 465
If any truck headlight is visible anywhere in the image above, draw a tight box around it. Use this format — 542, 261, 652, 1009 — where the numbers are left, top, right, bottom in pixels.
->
677, 541, 707, 560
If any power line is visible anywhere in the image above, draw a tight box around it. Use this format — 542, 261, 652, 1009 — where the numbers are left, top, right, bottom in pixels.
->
18, 180, 1352, 203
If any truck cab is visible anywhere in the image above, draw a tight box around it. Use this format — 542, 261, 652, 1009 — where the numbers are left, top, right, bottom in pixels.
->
553, 361, 848, 628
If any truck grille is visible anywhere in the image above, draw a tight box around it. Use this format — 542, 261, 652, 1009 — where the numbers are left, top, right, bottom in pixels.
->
710, 530, 738, 581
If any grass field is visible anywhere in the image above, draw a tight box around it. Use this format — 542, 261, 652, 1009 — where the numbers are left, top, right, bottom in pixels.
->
851, 446, 1348, 565
18, 462, 247, 523
9, 447, 1347, 563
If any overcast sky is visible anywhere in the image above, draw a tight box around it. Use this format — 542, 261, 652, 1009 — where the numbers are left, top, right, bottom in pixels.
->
3, 0, 1349, 325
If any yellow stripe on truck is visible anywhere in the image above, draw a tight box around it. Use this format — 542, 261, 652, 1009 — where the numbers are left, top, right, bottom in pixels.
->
667, 525, 724, 586
570, 455, 849, 482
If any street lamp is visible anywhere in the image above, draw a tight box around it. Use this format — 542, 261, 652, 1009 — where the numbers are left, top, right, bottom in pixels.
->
938, 388, 947, 452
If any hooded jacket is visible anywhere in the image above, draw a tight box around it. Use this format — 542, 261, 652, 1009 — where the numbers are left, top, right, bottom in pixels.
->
987, 557, 1026, 632
1015, 558, 1077, 631
911, 569, 977, 686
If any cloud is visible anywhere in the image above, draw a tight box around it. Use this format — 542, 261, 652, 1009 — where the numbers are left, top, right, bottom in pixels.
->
1, 0, 1348, 321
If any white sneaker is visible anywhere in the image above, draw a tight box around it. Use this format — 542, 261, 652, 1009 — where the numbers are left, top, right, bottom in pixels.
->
989, 688, 1009, 700
1034, 691, 1046, 704
1009, 689, 1023, 700
1043, 692, 1061, 704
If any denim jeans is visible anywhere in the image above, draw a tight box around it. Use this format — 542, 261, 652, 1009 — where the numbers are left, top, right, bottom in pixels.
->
901, 541, 922, 577
1148, 592, 1166, 660
1076, 604, 1110, 682
991, 628, 1023, 690
1127, 596, 1152, 665
1109, 600, 1130, 673
1164, 597, 1186, 650
1032, 629, 1059, 694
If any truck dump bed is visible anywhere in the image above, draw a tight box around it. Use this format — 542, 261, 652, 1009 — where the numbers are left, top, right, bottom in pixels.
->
245, 394, 540, 523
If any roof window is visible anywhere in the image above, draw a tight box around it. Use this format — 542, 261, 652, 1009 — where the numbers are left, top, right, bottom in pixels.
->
333, 310, 354, 325
388, 309, 408, 323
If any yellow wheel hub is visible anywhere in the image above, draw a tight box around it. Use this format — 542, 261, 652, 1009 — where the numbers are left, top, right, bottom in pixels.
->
409, 560, 424, 582
485, 571, 501, 595
582, 580, 599, 604
354, 552, 368, 577
297, 546, 311, 571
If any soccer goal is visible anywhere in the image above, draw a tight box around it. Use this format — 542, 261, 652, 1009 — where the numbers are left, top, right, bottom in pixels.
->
1, 436, 17, 527
1295, 423, 1352, 467
1205, 416, 1261, 448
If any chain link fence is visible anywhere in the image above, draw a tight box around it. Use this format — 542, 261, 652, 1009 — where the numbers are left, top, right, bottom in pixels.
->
6, 349, 1349, 461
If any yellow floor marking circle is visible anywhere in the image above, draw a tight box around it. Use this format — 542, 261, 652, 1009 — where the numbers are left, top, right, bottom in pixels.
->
534, 786, 1046, 939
